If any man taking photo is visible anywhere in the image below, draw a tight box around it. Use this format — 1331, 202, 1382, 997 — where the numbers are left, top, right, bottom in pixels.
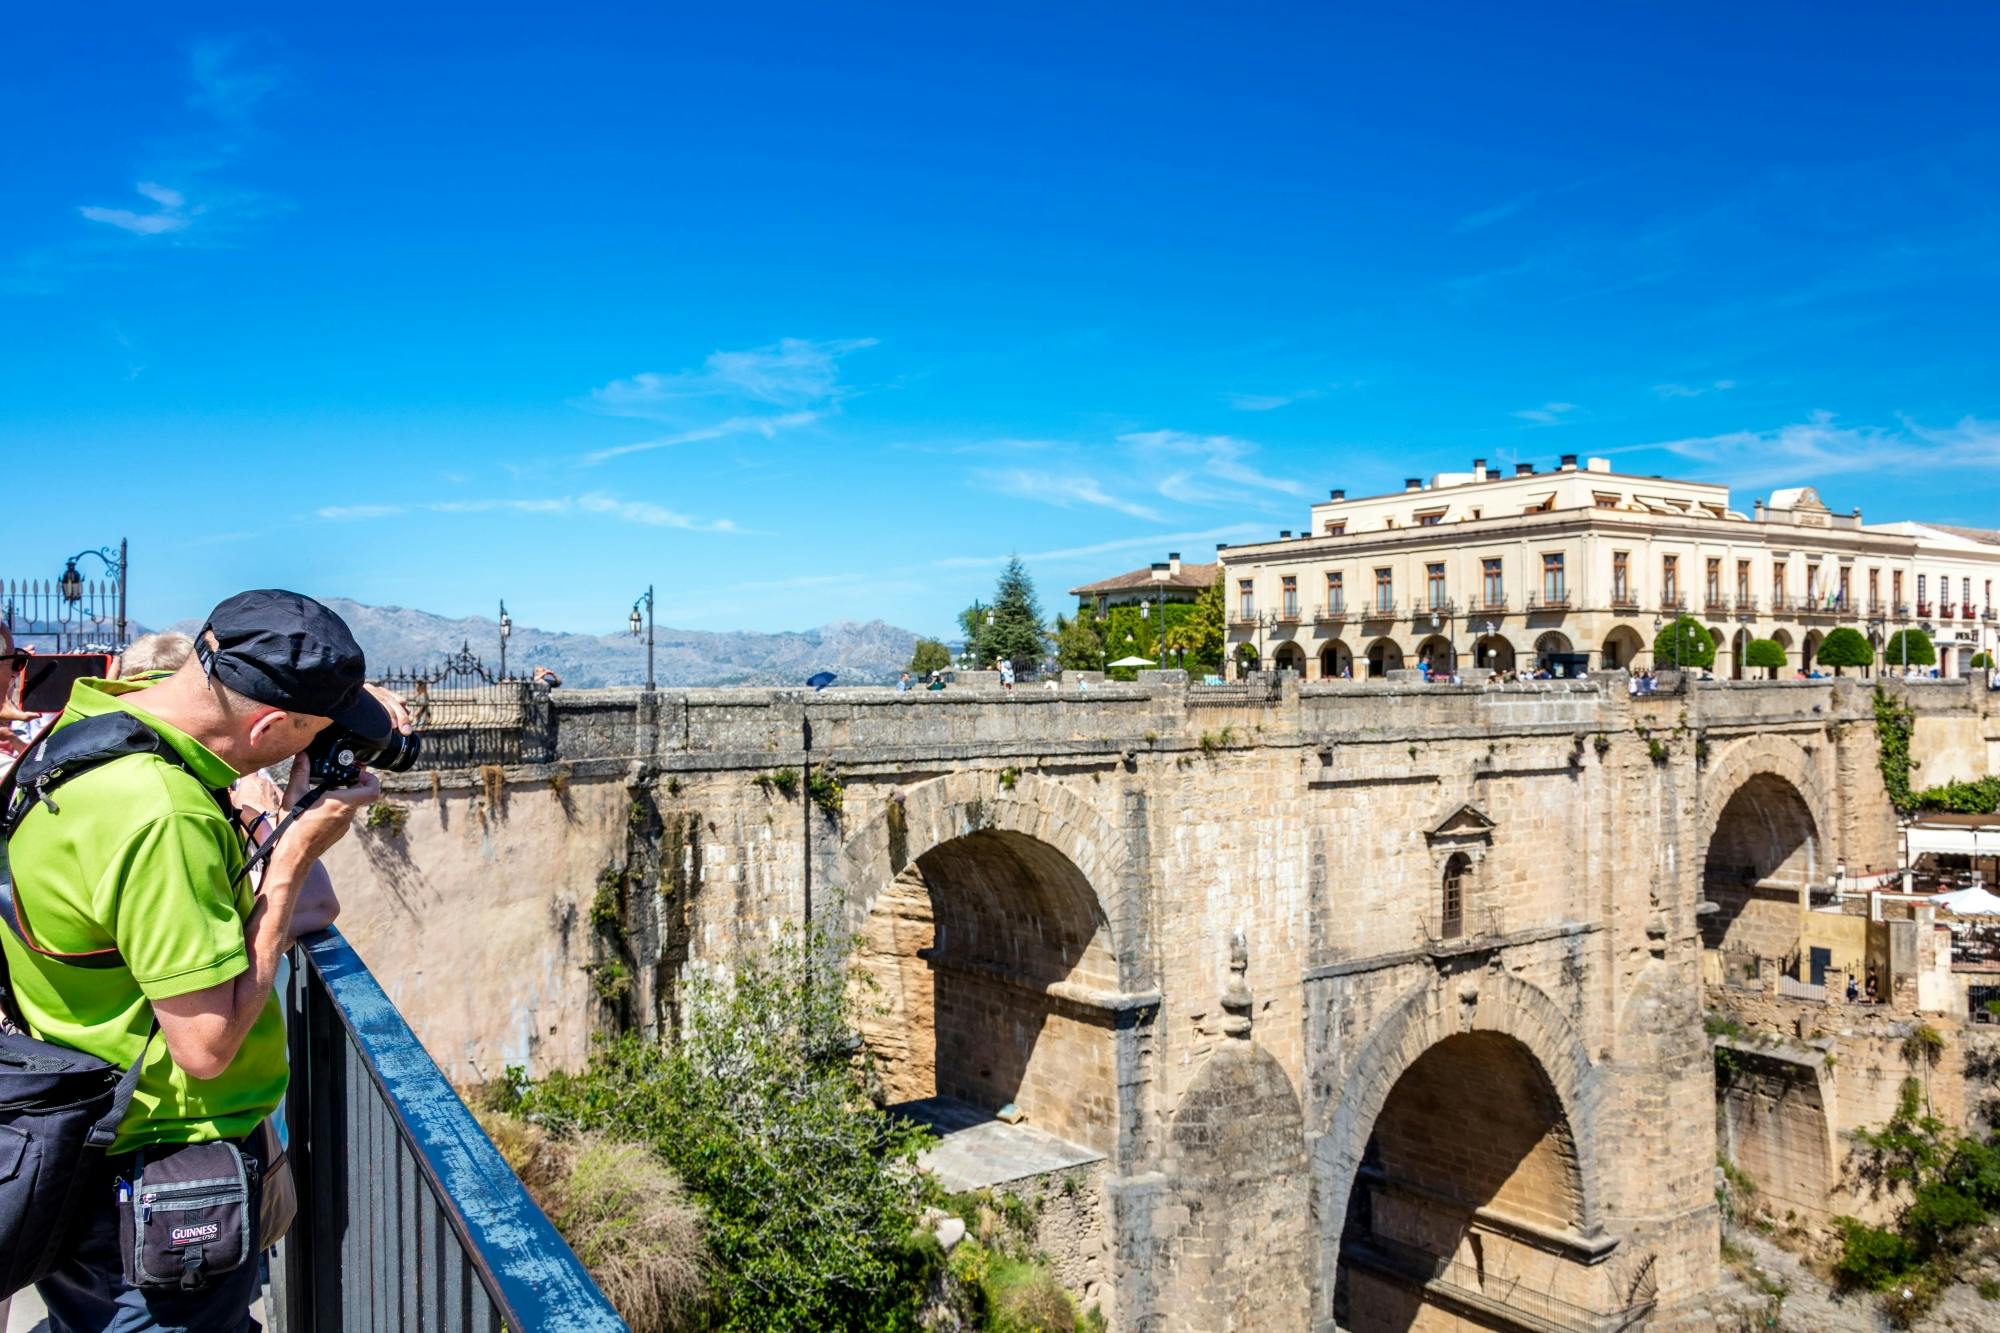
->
2, 589, 402, 1331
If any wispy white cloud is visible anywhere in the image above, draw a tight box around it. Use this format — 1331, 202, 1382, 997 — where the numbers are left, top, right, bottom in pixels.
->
1225, 388, 1324, 412
1653, 379, 1737, 400
80, 181, 198, 235
1650, 411, 2000, 490
975, 469, 1163, 521
580, 410, 820, 466
188, 36, 287, 123
315, 491, 743, 532
1118, 429, 1309, 498
584, 337, 877, 418
1512, 401, 1579, 425
934, 523, 1270, 571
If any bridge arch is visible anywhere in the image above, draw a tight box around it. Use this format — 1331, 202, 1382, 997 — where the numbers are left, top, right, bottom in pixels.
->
1318, 971, 1608, 1326
1697, 736, 1829, 960
839, 772, 1135, 1155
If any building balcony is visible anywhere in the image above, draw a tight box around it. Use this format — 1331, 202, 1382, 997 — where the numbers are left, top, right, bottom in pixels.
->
1963, 603, 1978, 621
1364, 601, 1398, 619
1658, 594, 1686, 613
1272, 605, 1303, 625
1411, 598, 1456, 620
1703, 597, 1730, 615
1465, 594, 1508, 614
1609, 594, 1639, 612
1227, 612, 1259, 629
1941, 603, 1957, 620
270, 929, 619, 1330
1769, 593, 1797, 612
1985, 606, 1998, 622
1526, 592, 1571, 611
1894, 601, 1911, 617
1867, 599, 1886, 615
1733, 596, 1759, 619
1313, 603, 1347, 624
1917, 601, 1934, 617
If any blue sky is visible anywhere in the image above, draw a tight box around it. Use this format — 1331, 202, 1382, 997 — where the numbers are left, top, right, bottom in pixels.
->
5, 3, 1998, 640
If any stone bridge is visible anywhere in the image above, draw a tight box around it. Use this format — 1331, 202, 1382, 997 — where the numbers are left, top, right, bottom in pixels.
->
324, 674, 1999, 1331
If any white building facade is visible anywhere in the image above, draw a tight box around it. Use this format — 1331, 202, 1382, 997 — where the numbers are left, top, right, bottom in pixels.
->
1218, 455, 2000, 679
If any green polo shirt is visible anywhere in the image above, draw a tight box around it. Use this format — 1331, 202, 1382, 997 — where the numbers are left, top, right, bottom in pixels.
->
1, 677, 287, 1153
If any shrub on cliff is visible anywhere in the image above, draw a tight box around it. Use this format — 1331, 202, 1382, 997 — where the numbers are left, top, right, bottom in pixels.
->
520, 924, 937, 1332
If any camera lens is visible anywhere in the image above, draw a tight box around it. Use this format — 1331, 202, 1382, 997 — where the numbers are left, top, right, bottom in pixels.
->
369, 729, 421, 773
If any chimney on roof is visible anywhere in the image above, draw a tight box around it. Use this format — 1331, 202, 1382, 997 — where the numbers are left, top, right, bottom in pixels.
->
1330, 488, 1346, 501
1560, 453, 1578, 471
1473, 458, 1487, 483
1279, 530, 1291, 539
1150, 562, 1170, 583
1515, 462, 1535, 476
1216, 542, 1229, 551
1404, 477, 1422, 492
1168, 551, 1182, 576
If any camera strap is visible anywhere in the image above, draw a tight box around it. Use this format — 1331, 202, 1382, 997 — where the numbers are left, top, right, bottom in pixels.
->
230, 780, 337, 889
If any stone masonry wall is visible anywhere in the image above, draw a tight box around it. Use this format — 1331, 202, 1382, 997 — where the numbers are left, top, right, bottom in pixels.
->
312, 676, 1992, 1330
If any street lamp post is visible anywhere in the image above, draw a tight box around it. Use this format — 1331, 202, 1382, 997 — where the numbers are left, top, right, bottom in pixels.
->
630, 586, 655, 691
498, 600, 513, 678
59, 540, 128, 647
1868, 616, 1885, 680
1140, 600, 1152, 669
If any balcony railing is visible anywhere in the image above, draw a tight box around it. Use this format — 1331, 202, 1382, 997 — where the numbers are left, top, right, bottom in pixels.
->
1963, 603, 1978, 620
1227, 611, 1259, 628
1314, 603, 1347, 623
1703, 597, 1730, 615
272, 929, 623, 1332
1917, 601, 1934, 617
1411, 598, 1456, 620
1465, 593, 1507, 613
1986, 606, 1998, 622
1734, 596, 1759, 618
1610, 593, 1638, 611
1526, 591, 1570, 611
1657, 594, 1685, 612
1272, 604, 1302, 624
1894, 601, 1911, 616
1365, 599, 1397, 618
1941, 603, 1957, 620
1770, 593, 1797, 612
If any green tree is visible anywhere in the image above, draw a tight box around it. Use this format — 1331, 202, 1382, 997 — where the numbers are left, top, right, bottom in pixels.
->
982, 557, 1048, 672
1816, 626, 1873, 676
1161, 619, 1197, 672
1053, 611, 1105, 671
520, 924, 937, 1331
1650, 614, 1716, 671
956, 600, 989, 667
906, 639, 952, 676
1744, 638, 1787, 679
1885, 628, 1936, 670
1973, 652, 1994, 669
1187, 576, 1225, 671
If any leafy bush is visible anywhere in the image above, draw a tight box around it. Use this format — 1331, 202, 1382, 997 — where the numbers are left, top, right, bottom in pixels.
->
1744, 638, 1787, 677
1974, 651, 1995, 669
1832, 1217, 1921, 1291
1884, 628, 1936, 669
521, 925, 937, 1332
1816, 626, 1873, 674
755, 767, 801, 798
1651, 615, 1715, 670
907, 638, 953, 675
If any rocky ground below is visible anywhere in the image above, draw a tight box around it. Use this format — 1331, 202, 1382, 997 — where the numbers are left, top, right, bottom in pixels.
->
1711, 1225, 2000, 1331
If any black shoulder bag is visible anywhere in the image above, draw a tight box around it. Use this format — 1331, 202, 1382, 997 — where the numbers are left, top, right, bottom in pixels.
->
0, 712, 189, 1297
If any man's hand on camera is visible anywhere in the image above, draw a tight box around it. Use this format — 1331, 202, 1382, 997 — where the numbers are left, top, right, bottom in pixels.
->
283, 769, 382, 865
365, 682, 414, 736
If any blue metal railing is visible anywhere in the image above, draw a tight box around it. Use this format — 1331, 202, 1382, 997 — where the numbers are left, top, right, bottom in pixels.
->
271, 928, 625, 1331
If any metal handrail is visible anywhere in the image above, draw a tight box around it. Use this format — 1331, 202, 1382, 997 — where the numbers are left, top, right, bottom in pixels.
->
272, 929, 625, 1332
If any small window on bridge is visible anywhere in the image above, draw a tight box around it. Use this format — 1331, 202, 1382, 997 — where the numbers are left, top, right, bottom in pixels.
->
1442, 854, 1468, 939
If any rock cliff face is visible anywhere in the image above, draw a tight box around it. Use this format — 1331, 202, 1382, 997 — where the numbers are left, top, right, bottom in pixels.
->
176, 599, 921, 687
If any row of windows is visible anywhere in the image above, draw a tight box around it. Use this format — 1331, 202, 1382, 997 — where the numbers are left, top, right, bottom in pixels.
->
1237, 558, 1995, 617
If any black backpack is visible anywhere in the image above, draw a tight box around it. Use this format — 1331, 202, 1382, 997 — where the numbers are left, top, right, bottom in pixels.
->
0, 711, 205, 1297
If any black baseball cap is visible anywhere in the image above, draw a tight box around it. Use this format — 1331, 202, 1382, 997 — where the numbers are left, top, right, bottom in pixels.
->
193, 589, 390, 737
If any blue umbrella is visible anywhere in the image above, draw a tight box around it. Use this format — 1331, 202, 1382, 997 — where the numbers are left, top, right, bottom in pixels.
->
805, 671, 837, 692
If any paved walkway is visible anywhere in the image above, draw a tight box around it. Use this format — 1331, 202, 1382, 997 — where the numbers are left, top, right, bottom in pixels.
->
4, 1287, 267, 1330
896, 1095, 1104, 1193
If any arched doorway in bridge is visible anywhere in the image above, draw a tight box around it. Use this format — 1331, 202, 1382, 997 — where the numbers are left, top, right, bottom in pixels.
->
1273, 641, 1307, 674
1334, 1032, 1603, 1331
1701, 774, 1820, 961
1474, 634, 1515, 673
1600, 625, 1644, 672
1414, 635, 1453, 678
1320, 639, 1354, 679
1366, 638, 1404, 678
851, 828, 1120, 1155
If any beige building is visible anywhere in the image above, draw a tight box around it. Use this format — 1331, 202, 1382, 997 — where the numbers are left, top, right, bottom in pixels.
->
1218, 454, 2000, 679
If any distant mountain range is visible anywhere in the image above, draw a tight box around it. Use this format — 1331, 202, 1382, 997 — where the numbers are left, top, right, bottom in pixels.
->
169, 599, 922, 689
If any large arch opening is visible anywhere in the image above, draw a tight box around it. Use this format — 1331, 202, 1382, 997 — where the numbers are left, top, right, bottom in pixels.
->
1414, 634, 1453, 677
851, 827, 1120, 1154
1474, 634, 1516, 673
1320, 639, 1354, 679
1600, 625, 1644, 672
1771, 628, 1795, 675
1802, 629, 1825, 674
1366, 637, 1405, 678
1273, 641, 1307, 674
1701, 773, 1820, 965
1730, 628, 1750, 680
1334, 1032, 1596, 1331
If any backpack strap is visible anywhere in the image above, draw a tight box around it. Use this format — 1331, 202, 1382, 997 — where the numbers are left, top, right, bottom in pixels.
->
0, 711, 203, 968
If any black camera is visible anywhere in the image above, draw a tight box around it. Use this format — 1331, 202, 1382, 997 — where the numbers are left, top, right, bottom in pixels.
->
303, 725, 420, 788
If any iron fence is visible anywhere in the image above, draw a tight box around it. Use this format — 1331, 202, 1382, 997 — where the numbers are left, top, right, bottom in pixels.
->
1, 575, 127, 653
271, 928, 625, 1332
372, 643, 555, 769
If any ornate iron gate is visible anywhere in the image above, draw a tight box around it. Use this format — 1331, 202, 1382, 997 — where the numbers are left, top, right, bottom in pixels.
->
372, 644, 554, 769
2, 575, 127, 653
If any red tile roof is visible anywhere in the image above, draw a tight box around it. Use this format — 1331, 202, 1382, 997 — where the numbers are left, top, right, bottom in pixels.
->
1069, 562, 1218, 596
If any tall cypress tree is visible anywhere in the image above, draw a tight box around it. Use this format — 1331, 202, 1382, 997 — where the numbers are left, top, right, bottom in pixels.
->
983, 556, 1048, 671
